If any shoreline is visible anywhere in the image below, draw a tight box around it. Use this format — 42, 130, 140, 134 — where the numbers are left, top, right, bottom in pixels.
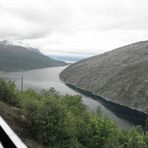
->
64, 82, 147, 128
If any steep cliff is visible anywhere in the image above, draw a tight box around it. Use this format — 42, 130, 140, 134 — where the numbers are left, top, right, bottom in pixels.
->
60, 41, 148, 111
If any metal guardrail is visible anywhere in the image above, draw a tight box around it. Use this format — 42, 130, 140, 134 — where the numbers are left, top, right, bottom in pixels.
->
0, 116, 27, 148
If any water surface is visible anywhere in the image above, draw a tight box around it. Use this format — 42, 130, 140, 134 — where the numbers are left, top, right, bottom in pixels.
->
0, 66, 133, 128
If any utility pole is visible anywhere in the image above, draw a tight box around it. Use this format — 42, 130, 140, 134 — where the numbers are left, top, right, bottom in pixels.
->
21, 74, 23, 93
144, 107, 148, 135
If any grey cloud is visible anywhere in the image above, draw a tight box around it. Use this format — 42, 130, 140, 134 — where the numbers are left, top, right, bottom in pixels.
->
0, 0, 73, 40
0, 0, 148, 54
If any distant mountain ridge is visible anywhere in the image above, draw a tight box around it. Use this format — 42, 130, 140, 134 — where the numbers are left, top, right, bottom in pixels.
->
49, 55, 90, 63
0, 40, 42, 54
0, 40, 67, 71
60, 41, 148, 112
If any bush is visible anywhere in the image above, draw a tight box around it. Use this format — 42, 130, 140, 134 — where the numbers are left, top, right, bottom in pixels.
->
19, 88, 119, 147
1, 78, 148, 148
0, 78, 18, 106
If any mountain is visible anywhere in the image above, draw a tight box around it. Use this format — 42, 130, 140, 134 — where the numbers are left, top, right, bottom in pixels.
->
27, 47, 42, 54
49, 55, 92, 63
60, 41, 148, 112
0, 40, 67, 71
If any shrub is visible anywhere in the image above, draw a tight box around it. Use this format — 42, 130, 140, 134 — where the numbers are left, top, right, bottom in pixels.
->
1, 78, 148, 148
0, 78, 18, 106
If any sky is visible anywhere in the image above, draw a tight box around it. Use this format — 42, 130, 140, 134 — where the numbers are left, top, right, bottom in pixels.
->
0, 0, 148, 57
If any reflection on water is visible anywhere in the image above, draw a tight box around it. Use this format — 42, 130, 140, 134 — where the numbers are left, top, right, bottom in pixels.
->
0, 66, 133, 128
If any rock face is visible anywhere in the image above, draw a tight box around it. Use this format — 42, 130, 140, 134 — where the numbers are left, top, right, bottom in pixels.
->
60, 41, 148, 111
0, 40, 67, 71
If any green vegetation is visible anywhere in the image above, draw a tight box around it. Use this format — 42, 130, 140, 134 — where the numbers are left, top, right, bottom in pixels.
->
0, 78, 18, 106
0, 78, 148, 148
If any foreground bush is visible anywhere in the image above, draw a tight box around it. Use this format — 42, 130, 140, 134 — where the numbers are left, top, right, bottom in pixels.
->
19, 89, 148, 148
0, 78, 18, 106
1, 79, 148, 147
18, 88, 118, 147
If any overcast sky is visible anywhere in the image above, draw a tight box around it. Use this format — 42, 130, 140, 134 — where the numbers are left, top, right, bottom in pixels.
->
0, 0, 148, 56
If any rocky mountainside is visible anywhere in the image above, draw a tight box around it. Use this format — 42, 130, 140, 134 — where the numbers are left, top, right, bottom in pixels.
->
60, 41, 148, 111
0, 40, 67, 71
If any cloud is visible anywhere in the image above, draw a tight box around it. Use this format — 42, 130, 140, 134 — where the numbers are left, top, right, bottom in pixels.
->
0, 0, 148, 55
0, 0, 72, 40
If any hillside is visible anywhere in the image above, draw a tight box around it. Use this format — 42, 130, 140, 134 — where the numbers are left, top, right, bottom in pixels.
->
0, 40, 67, 71
60, 41, 148, 112
0, 101, 41, 147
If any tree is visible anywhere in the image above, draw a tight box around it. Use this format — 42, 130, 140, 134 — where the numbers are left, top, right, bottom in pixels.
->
41, 87, 60, 97
0, 78, 18, 106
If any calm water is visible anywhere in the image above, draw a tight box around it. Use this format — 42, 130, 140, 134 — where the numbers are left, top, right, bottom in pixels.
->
0, 66, 133, 128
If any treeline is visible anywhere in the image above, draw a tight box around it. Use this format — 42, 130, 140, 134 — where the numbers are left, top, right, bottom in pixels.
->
0, 78, 148, 148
